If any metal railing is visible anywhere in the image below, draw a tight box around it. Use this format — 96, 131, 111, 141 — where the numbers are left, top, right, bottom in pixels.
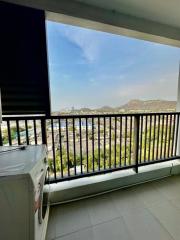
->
1, 112, 180, 183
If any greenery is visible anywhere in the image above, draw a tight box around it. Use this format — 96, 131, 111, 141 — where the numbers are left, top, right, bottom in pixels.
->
48, 123, 174, 176
2, 126, 25, 144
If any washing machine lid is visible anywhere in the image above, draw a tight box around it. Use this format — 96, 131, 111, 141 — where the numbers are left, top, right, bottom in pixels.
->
0, 145, 47, 177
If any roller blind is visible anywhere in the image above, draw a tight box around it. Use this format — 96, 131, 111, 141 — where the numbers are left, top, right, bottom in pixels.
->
0, 1, 51, 115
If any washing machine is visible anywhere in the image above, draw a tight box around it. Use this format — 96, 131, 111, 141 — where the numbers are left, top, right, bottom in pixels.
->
0, 145, 50, 240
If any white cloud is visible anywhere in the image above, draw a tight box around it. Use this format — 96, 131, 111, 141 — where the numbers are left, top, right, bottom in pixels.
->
58, 25, 100, 63
88, 78, 99, 86
62, 74, 71, 79
114, 73, 178, 102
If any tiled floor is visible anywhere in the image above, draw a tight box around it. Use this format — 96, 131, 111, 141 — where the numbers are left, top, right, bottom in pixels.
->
46, 175, 180, 240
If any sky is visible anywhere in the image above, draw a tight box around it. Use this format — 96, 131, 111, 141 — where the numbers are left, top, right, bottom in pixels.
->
46, 21, 180, 112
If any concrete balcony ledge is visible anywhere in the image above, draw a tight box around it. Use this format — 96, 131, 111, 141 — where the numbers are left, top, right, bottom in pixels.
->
49, 159, 180, 204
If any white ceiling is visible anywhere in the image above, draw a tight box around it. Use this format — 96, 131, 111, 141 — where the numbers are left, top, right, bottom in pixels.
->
4, 0, 180, 47
76, 0, 180, 28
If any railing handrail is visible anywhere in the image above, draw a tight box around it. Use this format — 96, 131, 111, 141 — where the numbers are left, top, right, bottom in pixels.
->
2, 111, 180, 121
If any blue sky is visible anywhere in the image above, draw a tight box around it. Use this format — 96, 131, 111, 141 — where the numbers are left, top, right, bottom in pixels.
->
46, 21, 180, 111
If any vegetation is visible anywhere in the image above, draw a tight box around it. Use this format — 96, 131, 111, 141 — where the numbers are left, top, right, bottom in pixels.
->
48, 123, 174, 177
2, 126, 25, 144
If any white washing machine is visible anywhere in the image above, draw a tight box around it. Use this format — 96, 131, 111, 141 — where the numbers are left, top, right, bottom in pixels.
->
0, 145, 50, 240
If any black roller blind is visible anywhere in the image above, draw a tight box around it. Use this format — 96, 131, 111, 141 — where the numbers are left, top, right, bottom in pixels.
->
0, 1, 51, 115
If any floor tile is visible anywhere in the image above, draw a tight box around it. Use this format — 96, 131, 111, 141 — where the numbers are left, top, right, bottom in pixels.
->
93, 217, 133, 240
110, 187, 145, 216
46, 207, 56, 240
55, 227, 95, 240
135, 182, 166, 207
54, 200, 91, 238
46, 175, 180, 240
122, 205, 174, 240
78, 227, 95, 240
55, 232, 78, 240
152, 177, 180, 201
147, 200, 180, 240
86, 194, 119, 225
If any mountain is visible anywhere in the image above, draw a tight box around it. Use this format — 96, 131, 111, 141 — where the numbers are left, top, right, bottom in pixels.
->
96, 106, 114, 112
118, 99, 176, 112
77, 107, 93, 112
53, 99, 177, 115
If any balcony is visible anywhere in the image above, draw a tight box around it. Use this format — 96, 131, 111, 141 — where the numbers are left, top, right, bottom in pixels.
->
1, 1, 180, 240
1, 112, 180, 240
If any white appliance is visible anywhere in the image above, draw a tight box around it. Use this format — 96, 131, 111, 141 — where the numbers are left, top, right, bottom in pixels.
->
0, 145, 50, 240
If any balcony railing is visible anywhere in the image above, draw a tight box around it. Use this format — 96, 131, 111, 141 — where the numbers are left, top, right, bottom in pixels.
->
1, 112, 180, 183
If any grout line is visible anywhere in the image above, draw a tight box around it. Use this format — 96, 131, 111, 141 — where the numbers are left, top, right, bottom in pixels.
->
51, 216, 122, 240
144, 205, 176, 240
